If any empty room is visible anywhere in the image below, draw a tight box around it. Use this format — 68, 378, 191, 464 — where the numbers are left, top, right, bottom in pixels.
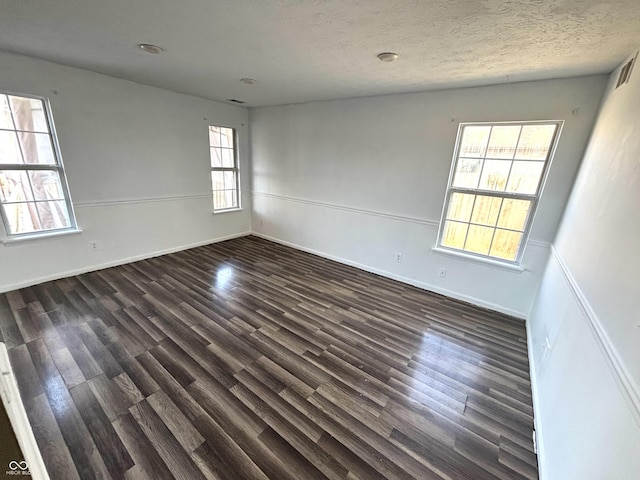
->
0, 1, 639, 479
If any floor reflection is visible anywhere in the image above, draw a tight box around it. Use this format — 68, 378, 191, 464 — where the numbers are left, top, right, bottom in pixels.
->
404, 330, 486, 402
44, 375, 71, 418
214, 265, 234, 290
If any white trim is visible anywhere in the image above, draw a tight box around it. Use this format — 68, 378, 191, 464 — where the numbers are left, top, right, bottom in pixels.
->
75, 193, 211, 208
431, 246, 525, 272
212, 207, 243, 215
526, 316, 546, 479
252, 191, 549, 250
0, 231, 251, 293
527, 238, 550, 248
0, 343, 50, 480
2, 228, 83, 246
252, 191, 440, 227
251, 231, 527, 319
550, 245, 640, 427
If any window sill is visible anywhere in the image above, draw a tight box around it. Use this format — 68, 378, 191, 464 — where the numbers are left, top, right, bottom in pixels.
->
2, 228, 83, 246
212, 208, 243, 215
431, 246, 525, 272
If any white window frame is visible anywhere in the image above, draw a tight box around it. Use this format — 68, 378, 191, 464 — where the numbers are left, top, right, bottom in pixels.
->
0, 91, 78, 239
208, 125, 240, 212
436, 120, 563, 265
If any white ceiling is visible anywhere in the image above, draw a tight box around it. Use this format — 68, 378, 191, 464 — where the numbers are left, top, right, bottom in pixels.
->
1, 0, 639, 107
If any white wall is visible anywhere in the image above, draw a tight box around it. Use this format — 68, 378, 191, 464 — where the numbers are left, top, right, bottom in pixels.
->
0, 51, 251, 292
528, 52, 640, 479
250, 76, 606, 317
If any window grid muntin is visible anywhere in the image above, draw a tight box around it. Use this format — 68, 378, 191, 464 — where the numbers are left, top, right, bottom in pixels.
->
0, 91, 77, 237
442, 195, 536, 262
209, 125, 240, 211
437, 120, 561, 264
444, 191, 534, 257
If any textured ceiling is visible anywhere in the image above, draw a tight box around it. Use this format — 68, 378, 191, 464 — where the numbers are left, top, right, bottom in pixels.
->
1, 0, 639, 106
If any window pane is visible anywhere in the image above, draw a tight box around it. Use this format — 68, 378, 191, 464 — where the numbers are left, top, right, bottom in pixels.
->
0, 130, 23, 164
497, 199, 531, 231
489, 229, 522, 261
486, 125, 521, 159
1, 95, 15, 130
452, 158, 482, 188
446, 192, 474, 222
210, 147, 234, 168
28, 170, 65, 201
223, 171, 236, 190
220, 148, 234, 168
36, 200, 71, 230
506, 161, 544, 194
441, 221, 468, 250
17, 132, 56, 164
0, 170, 34, 202
4, 202, 40, 234
515, 125, 556, 160
220, 128, 234, 148
9, 96, 49, 133
224, 190, 232, 209
224, 189, 238, 208
209, 126, 221, 147
211, 171, 224, 190
459, 126, 491, 158
213, 189, 238, 210
470, 195, 502, 226
478, 159, 511, 191
210, 147, 223, 168
464, 225, 494, 255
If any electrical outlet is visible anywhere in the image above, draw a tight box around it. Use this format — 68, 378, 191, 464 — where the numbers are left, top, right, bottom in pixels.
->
89, 241, 99, 252
395, 253, 403, 263
438, 268, 447, 278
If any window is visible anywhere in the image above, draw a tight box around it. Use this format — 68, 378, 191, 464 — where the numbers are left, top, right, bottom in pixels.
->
208, 125, 240, 211
437, 121, 562, 263
0, 92, 77, 237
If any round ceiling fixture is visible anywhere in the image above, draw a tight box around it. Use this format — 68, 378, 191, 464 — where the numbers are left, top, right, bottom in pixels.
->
240, 78, 257, 85
138, 43, 164, 54
377, 52, 398, 62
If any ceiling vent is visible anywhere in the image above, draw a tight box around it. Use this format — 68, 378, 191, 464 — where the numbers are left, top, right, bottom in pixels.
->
616, 52, 637, 89
227, 99, 246, 104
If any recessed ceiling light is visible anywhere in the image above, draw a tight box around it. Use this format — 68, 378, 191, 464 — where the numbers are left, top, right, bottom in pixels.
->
240, 78, 256, 85
377, 52, 398, 62
138, 43, 163, 54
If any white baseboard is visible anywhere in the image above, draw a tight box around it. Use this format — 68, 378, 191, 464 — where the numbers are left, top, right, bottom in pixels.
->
0, 343, 50, 480
251, 232, 527, 319
0, 231, 251, 293
526, 317, 546, 480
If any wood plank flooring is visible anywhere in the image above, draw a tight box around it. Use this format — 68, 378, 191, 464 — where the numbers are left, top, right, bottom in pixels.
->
0, 235, 538, 479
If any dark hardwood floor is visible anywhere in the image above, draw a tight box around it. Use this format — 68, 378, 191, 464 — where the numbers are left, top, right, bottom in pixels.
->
0, 235, 538, 479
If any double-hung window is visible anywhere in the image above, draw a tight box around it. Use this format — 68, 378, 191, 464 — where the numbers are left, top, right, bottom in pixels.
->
0, 92, 77, 238
208, 125, 240, 211
437, 121, 562, 264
